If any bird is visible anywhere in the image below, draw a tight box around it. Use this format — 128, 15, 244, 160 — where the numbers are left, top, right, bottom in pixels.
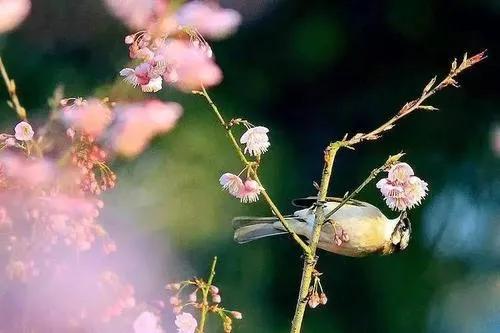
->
233, 197, 411, 257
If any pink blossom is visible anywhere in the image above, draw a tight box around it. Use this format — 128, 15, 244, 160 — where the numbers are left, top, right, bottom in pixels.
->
176, 1, 242, 40
111, 100, 183, 157
238, 179, 261, 203
14, 121, 34, 141
376, 162, 428, 211
133, 311, 163, 333
0, 153, 54, 187
158, 40, 222, 91
120, 63, 163, 93
240, 126, 270, 156
175, 312, 197, 333
62, 99, 112, 137
0, 0, 31, 34
219, 173, 244, 197
231, 311, 243, 320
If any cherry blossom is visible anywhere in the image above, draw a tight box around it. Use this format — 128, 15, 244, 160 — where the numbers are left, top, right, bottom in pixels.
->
240, 126, 270, 156
120, 63, 163, 93
219, 173, 244, 197
133, 311, 163, 333
14, 121, 34, 141
238, 179, 261, 203
376, 162, 428, 211
175, 312, 197, 333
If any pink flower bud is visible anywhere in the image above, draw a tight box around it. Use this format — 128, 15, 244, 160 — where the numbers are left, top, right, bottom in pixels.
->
231, 311, 243, 319
124, 35, 134, 44
210, 285, 219, 295
188, 292, 197, 302
212, 294, 221, 303
319, 293, 328, 305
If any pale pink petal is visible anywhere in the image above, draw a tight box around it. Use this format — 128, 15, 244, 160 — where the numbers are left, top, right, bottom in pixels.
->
62, 99, 113, 137
388, 162, 414, 184
240, 126, 270, 156
219, 173, 244, 196
238, 179, 261, 203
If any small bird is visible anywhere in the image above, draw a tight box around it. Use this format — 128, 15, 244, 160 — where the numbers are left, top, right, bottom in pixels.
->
233, 197, 411, 257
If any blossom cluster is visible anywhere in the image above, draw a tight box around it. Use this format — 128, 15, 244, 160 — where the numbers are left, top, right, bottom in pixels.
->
219, 125, 271, 203
165, 275, 243, 333
376, 162, 428, 211
109, 0, 242, 93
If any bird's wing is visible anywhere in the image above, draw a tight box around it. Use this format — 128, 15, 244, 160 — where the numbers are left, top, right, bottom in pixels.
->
291, 196, 367, 208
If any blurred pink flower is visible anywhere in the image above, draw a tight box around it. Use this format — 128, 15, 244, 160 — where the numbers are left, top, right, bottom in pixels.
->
104, 0, 167, 30
0, 153, 54, 187
231, 311, 243, 320
158, 40, 222, 91
175, 312, 197, 333
120, 63, 163, 93
14, 121, 34, 141
133, 311, 163, 333
376, 162, 428, 211
111, 100, 183, 157
62, 99, 113, 137
0, 0, 31, 34
176, 1, 242, 40
240, 126, 270, 156
219, 173, 244, 197
239, 179, 261, 203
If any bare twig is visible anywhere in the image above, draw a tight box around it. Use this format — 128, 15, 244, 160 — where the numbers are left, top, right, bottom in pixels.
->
0, 57, 27, 120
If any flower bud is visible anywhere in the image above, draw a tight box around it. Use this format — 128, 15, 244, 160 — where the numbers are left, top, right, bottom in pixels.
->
231, 311, 243, 319
212, 294, 221, 303
319, 293, 328, 305
188, 292, 197, 302
210, 285, 219, 295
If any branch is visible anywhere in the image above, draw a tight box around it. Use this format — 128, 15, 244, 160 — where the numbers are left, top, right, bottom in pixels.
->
194, 86, 311, 255
344, 51, 486, 146
289, 51, 485, 333
197, 256, 218, 333
0, 57, 27, 120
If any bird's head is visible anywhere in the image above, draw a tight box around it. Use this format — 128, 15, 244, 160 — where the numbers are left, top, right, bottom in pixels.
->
390, 212, 412, 251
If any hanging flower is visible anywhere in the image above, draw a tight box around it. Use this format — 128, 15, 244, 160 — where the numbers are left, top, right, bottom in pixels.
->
238, 179, 261, 203
219, 173, 244, 197
240, 126, 270, 156
175, 312, 197, 333
376, 162, 428, 211
14, 121, 34, 141
120, 62, 163, 93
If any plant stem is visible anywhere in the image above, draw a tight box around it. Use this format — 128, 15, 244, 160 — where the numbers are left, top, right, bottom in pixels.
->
197, 256, 218, 333
195, 87, 311, 254
290, 141, 342, 333
0, 57, 27, 120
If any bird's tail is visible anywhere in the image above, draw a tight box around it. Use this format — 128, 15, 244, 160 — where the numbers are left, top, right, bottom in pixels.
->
232, 216, 294, 244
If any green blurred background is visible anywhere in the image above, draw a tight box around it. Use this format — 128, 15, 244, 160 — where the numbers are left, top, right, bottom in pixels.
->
1, 0, 499, 332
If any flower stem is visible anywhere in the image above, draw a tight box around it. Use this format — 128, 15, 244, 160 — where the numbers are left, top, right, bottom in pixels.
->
197, 256, 218, 333
0, 57, 27, 120
194, 86, 311, 255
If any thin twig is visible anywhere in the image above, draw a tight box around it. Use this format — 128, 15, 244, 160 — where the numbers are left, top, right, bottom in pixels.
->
324, 153, 404, 220
197, 256, 218, 333
194, 86, 311, 255
0, 57, 27, 120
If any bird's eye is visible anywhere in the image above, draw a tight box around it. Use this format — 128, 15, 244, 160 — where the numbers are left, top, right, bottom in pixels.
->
401, 225, 407, 231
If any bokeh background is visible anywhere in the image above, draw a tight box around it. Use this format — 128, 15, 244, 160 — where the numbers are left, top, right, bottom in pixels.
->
0, 0, 499, 332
